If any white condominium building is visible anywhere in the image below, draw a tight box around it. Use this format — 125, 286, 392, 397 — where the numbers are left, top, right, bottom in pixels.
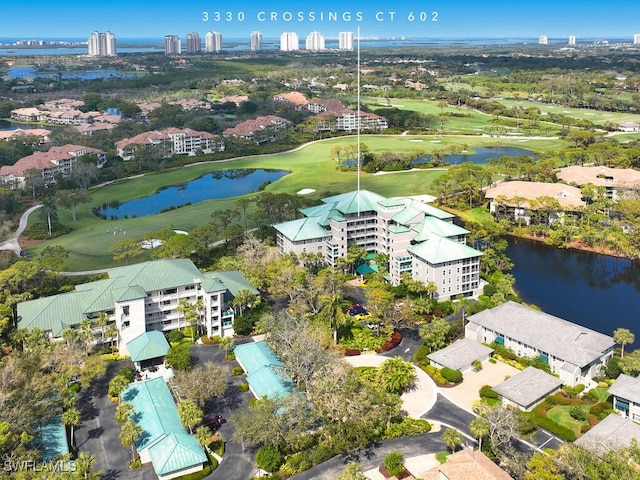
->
88, 31, 116, 56
186, 32, 201, 53
251, 31, 263, 51
339, 31, 354, 50
539, 35, 548, 45
568, 35, 576, 45
164, 35, 181, 54
305, 31, 325, 51
205, 31, 222, 52
274, 190, 484, 300
634, 33, 640, 45
280, 32, 299, 51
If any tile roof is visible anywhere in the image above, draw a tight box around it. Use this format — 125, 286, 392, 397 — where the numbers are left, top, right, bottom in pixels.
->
0, 144, 105, 176
421, 449, 513, 480
466, 301, 615, 368
0, 128, 51, 141
557, 166, 640, 189
126, 331, 170, 362
223, 115, 291, 137
608, 373, 640, 404
485, 181, 586, 209
427, 338, 494, 371
493, 366, 562, 409
116, 128, 216, 149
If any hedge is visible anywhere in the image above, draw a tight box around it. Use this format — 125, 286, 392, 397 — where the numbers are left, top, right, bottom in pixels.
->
479, 385, 500, 400
413, 344, 430, 363
589, 402, 613, 420
528, 411, 577, 442
440, 367, 463, 384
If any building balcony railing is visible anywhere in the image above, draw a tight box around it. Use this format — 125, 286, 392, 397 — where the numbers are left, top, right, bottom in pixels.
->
222, 309, 234, 319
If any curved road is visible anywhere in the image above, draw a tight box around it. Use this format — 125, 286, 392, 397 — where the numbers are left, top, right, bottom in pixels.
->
0, 204, 41, 255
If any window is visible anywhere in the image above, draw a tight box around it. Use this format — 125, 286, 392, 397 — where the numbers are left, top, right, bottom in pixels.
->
122, 306, 130, 316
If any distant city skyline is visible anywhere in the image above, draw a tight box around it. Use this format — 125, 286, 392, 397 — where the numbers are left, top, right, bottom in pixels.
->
1, 1, 639, 40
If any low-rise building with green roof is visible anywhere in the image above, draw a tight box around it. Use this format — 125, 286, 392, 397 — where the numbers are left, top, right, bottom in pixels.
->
273, 190, 483, 300
234, 340, 295, 399
126, 331, 170, 370
17, 258, 258, 356
121, 377, 207, 480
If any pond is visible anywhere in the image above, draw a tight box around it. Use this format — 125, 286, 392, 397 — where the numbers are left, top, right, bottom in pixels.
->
0, 120, 25, 131
342, 146, 536, 167
506, 237, 640, 349
96, 168, 289, 220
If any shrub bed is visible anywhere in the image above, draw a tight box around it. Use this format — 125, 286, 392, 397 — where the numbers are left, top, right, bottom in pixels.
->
440, 367, 463, 384
379, 330, 402, 352
201, 335, 221, 345
343, 349, 361, 356
412, 344, 429, 363
385, 417, 431, 439
479, 385, 500, 400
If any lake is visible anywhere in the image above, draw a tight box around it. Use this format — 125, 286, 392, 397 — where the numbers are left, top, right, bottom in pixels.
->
342, 146, 536, 167
96, 168, 289, 219
506, 238, 640, 349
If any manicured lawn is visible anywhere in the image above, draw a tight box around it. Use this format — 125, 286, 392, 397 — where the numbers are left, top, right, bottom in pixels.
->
590, 387, 611, 403
26, 134, 569, 271
546, 405, 587, 433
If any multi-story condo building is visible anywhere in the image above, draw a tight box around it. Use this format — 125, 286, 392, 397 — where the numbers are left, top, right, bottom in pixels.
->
280, 32, 299, 51
634, 33, 640, 45
339, 31, 354, 50
222, 115, 292, 144
251, 31, 263, 51
186, 32, 201, 53
466, 301, 615, 387
556, 165, 640, 200
568, 35, 576, 45
0, 144, 106, 189
164, 35, 181, 54
305, 31, 325, 51
205, 31, 222, 52
539, 35, 548, 45
115, 127, 224, 161
88, 31, 116, 56
273, 190, 484, 300
16, 259, 258, 356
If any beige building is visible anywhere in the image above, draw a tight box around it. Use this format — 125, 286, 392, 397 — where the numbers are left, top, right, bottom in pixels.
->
115, 127, 224, 160
557, 165, 640, 200
274, 190, 484, 300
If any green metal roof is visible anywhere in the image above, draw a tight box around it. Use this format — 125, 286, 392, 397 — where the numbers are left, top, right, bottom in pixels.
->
17, 259, 256, 337
126, 331, 170, 363
121, 378, 206, 475
273, 217, 331, 242
411, 217, 469, 242
388, 224, 411, 234
377, 198, 405, 207
392, 205, 423, 225
38, 413, 69, 461
321, 190, 387, 215
148, 432, 207, 476
234, 341, 294, 399
408, 236, 482, 264
208, 270, 259, 296
356, 263, 379, 275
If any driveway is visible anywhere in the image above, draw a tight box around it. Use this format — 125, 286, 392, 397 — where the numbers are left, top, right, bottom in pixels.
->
76, 361, 156, 480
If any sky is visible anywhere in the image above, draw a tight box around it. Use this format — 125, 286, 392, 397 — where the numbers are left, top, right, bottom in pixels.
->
1, 0, 639, 40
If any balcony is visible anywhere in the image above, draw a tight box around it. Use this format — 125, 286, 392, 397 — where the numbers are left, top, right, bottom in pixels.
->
222, 308, 234, 319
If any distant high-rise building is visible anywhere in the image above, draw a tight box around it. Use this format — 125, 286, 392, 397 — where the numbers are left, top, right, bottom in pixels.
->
205, 31, 222, 52
251, 31, 263, 51
88, 31, 116, 56
568, 35, 576, 45
280, 32, 299, 51
634, 34, 640, 44
164, 35, 181, 54
305, 31, 325, 51
539, 35, 548, 45
186, 32, 201, 53
339, 32, 354, 51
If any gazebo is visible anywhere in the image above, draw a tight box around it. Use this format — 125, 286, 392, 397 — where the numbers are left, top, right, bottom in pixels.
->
126, 331, 170, 371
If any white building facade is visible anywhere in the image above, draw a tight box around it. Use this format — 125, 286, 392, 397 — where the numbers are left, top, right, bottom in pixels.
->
339, 31, 354, 50
305, 31, 325, 51
88, 31, 116, 56
251, 31, 263, 51
280, 32, 299, 51
205, 31, 222, 52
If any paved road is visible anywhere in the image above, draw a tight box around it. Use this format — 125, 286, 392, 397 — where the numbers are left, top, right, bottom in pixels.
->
76, 361, 156, 480
424, 394, 478, 443
0, 204, 41, 255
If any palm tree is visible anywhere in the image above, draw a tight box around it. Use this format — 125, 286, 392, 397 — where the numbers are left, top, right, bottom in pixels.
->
195, 426, 212, 451
320, 293, 347, 343
96, 312, 109, 344
62, 407, 81, 447
442, 427, 463, 453
115, 402, 134, 423
120, 420, 143, 463
177, 399, 203, 434
108, 375, 130, 402
469, 417, 490, 451
219, 336, 234, 359
614, 328, 635, 358
378, 357, 416, 395
104, 323, 119, 353
38, 195, 58, 236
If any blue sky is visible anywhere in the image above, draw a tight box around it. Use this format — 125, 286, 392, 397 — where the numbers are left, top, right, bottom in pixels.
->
1, 0, 638, 40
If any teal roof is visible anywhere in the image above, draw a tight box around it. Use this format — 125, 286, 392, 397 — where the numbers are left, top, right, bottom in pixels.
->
234, 341, 294, 399
356, 263, 379, 275
38, 413, 69, 461
208, 270, 259, 296
411, 217, 469, 242
17, 259, 256, 337
321, 190, 387, 215
388, 224, 410, 234
121, 378, 206, 476
378, 198, 405, 207
408, 236, 483, 264
273, 217, 331, 242
392, 205, 423, 225
148, 432, 207, 476
126, 331, 170, 363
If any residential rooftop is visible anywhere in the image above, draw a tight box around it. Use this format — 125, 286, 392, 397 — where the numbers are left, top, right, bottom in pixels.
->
493, 366, 562, 410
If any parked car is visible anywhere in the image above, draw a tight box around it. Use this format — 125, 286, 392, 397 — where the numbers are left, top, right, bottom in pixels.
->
201, 414, 224, 430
